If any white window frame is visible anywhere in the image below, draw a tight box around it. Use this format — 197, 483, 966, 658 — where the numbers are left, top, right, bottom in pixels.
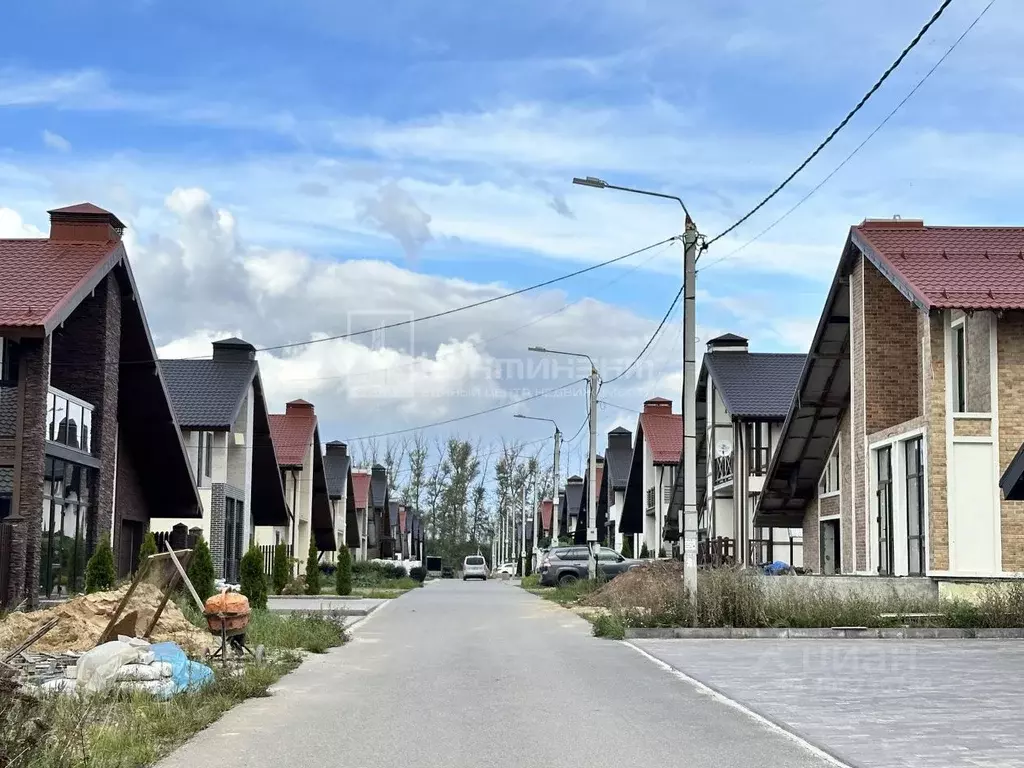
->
818, 440, 841, 498
867, 427, 928, 577
951, 315, 967, 414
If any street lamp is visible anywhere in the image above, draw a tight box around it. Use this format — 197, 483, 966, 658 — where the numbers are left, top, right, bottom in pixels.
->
572, 175, 698, 606
514, 414, 562, 555
528, 346, 599, 579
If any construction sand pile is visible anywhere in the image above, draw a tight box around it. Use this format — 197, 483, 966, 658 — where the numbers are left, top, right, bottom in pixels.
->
0, 584, 215, 657
582, 560, 686, 613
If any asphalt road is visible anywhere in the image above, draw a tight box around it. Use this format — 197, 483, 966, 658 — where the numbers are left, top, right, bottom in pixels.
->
159, 581, 834, 768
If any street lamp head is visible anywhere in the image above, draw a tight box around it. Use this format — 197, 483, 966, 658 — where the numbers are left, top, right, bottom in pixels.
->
527, 346, 550, 353
572, 176, 608, 189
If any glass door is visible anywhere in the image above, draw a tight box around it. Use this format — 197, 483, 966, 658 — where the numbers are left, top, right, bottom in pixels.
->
905, 438, 926, 575
876, 447, 894, 575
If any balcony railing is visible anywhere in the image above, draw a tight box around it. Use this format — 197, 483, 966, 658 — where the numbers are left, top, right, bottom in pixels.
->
713, 454, 733, 486
46, 387, 94, 454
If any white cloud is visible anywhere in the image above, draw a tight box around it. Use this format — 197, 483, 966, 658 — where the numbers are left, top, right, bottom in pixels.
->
0, 208, 44, 238
42, 130, 71, 152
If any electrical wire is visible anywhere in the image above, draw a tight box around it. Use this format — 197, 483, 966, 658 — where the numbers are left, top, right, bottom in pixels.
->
698, 0, 996, 273
340, 377, 588, 442
704, 0, 955, 248
603, 286, 682, 385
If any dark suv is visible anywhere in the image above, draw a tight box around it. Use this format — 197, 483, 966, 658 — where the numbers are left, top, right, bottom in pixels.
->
538, 546, 640, 586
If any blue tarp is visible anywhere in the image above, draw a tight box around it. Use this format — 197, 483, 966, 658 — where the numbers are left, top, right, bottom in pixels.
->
150, 642, 214, 697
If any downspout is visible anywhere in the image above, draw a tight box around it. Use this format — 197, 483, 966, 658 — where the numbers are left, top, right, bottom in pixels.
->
735, 420, 745, 566
291, 468, 299, 575
656, 465, 665, 556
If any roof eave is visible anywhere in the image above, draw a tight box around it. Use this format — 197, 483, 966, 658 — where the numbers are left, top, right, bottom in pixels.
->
41, 242, 125, 335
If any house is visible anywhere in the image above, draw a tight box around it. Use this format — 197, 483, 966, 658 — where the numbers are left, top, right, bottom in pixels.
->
158, 337, 289, 582
368, 465, 390, 558
602, 427, 632, 551
538, 498, 553, 543
620, 398, 682, 556
562, 476, 583, 540
323, 441, 359, 561
758, 218, 1024, 578
351, 468, 371, 561
0, 203, 200, 605
573, 456, 604, 545
255, 399, 334, 574
687, 333, 806, 567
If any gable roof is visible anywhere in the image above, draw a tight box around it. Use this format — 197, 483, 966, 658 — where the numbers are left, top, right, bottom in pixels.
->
703, 352, 806, 419
640, 411, 682, 464
539, 499, 553, 533
604, 428, 633, 490
852, 220, 1024, 311
370, 465, 388, 508
323, 443, 351, 500
565, 476, 584, 516
269, 401, 317, 468
352, 471, 370, 509
160, 359, 258, 429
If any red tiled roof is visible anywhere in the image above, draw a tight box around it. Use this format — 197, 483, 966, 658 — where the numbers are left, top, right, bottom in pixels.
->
269, 411, 316, 467
539, 499, 553, 531
640, 411, 682, 464
853, 222, 1024, 310
399, 508, 408, 534
0, 239, 119, 329
352, 472, 370, 509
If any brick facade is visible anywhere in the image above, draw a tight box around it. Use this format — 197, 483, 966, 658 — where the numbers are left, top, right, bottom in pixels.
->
49, 274, 121, 553
926, 311, 950, 571
802, 504, 819, 572
997, 311, 1024, 571
849, 258, 867, 572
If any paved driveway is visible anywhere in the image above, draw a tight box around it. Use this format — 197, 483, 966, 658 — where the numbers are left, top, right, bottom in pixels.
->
159, 582, 833, 768
634, 638, 1024, 768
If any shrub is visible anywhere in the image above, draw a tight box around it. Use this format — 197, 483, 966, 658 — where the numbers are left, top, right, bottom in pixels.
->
305, 538, 321, 595
336, 547, 353, 595
621, 536, 633, 558
281, 576, 306, 595
187, 536, 216, 602
239, 545, 268, 609
272, 543, 289, 594
137, 531, 158, 571
657, 546, 667, 559
84, 539, 115, 594
351, 560, 407, 586
319, 563, 337, 577
591, 612, 626, 640
247, 611, 346, 653
639, 542, 650, 559
408, 565, 426, 583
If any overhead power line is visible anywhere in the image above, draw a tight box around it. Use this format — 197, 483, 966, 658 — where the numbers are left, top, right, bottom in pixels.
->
341, 378, 588, 442
705, 0, 956, 248
603, 286, 682, 385
255, 237, 678, 354
699, 0, 996, 273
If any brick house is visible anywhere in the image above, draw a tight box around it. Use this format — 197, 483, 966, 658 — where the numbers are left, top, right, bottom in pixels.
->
0, 203, 200, 605
601, 427, 632, 552
368, 464, 390, 558
351, 468, 370, 560
573, 455, 604, 544
158, 338, 289, 582
255, 399, 334, 574
561, 475, 583, 541
620, 397, 682, 556
323, 440, 359, 561
684, 333, 805, 567
758, 219, 1024, 578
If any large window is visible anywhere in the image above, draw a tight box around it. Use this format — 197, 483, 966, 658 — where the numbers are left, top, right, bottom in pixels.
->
953, 323, 967, 413
876, 446, 894, 575
46, 388, 93, 454
905, 438, 926, 576
224, 497, 244, 583
0, 467, 13, 521
196, 431, 214, 484
818, 442, 840, 496
39, 458, 94, 597
746, 422, 770, 475
0, 338, 18, 384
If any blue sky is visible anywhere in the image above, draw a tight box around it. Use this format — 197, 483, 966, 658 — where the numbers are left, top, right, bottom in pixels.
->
0, 0, 1014, 471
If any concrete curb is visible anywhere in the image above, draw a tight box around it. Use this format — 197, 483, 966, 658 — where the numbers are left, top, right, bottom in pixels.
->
267, 594, 367, 600
624, 626, 1024, 640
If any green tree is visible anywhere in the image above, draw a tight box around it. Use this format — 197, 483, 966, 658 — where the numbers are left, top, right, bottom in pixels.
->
272, 542, 289, 594
336, 546, 352, 596
305, 537, 321, 595
84, 539, 115, 594
187, 536, 216, 602
239, 545, 268, 609
639, 542, 650, 559
137, 531, 158, 572
621, 536, 633, 558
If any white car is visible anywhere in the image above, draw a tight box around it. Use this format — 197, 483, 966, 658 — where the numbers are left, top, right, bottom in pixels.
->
462, 555, 489, 581
495, 562, 517, 577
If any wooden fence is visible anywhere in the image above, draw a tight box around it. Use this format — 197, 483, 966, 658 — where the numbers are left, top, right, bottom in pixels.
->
260, 544, 292, 576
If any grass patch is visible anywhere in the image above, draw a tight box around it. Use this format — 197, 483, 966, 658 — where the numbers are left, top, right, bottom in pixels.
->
590, 612, 626, 640
586, 567, 1024, 630
539, 578, 601, 606
520, 574, 541, 589
23, 658, 299, 768
247, 610, 347, 653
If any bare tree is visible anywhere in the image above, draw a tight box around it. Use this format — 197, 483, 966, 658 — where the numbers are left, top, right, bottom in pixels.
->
404, 431, 429, 517
355, 436, 380, 467
382, 436, 408, 498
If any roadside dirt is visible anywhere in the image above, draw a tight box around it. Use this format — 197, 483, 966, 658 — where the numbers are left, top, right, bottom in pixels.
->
581, 560, 684, 612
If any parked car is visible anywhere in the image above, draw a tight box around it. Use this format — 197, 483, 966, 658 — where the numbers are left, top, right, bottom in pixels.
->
462, 555, 489, 581
494, 562, 517, 577
538, 546, 640, 586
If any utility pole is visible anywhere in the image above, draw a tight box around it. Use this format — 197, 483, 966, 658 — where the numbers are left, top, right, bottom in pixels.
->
551, 427, 561, 546
587, 365, 599, 579
520, 483, 527, 577
531, 466, 539, 571
682, 216, 699, 607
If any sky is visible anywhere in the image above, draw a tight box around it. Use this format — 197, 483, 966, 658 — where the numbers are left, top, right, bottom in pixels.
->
0, 0, 1014, 478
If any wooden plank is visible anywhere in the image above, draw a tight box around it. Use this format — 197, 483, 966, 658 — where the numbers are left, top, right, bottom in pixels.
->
96, 557, 152, 646
141, 549, 194, 638
164, 541, 206, 614
1, 617, 60, 663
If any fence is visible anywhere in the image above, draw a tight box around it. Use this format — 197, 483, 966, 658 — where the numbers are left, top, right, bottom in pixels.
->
260, 544, 292, 576
748, 536, 803, 568
153, 525, 201, 554
698, 536, 735, 567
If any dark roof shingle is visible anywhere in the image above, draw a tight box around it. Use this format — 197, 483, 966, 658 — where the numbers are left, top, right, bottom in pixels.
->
704, 352, 806, 419
159, 359, 257, 429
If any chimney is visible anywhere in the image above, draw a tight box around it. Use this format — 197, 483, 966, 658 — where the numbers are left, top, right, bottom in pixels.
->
285, 399, 315, 416
706, 333, 748, 354
608, 427, 632, 451
212, 337, 256, 363
859, 217, 924, 230
325, 440, 347, 459
48, 203, 125, 243
567, 475, 583, 484
643, 397, 673, 414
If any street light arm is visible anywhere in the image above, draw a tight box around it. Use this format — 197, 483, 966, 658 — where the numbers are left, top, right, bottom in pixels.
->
527, 345, 596, 372
572, 176, 690, 219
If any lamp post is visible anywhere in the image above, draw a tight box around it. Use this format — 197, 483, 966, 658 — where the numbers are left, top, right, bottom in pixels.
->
528, 346, 598, 579
571, 176, 698, 606
513, 414, 562, 550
